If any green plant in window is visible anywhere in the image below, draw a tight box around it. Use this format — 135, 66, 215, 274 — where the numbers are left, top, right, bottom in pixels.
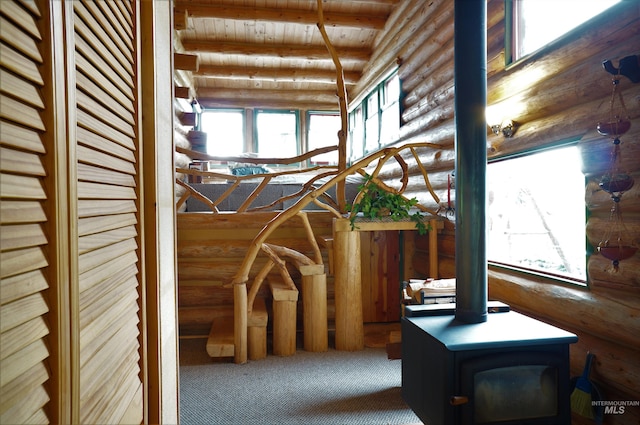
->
348, 175, 429, 235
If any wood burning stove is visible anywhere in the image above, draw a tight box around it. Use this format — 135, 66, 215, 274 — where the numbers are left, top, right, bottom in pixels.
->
401, 3, 577, 423
401, 303, 577, 425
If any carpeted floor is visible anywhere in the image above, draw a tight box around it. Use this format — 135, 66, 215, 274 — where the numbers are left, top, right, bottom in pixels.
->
179, 338, 422, 425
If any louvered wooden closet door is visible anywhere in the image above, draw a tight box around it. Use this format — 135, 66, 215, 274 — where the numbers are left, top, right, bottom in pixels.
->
73, 1, 143, 423
0, 1, 53, 423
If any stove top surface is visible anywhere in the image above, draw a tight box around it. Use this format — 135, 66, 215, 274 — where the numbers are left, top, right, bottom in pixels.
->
404, 309, 577, 351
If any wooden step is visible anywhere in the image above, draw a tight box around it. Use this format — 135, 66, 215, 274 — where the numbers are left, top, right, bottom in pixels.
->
206, 316, 234, 358
206, 298, 269, 360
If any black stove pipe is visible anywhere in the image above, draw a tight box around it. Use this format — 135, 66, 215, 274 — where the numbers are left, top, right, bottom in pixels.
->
454, 0, 488, 323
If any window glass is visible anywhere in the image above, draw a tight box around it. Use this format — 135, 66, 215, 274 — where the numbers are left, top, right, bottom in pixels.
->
380, 74, 400, 145
201, 110, 244, 157
365, 111, 379, 153
308, 112, 341, 165
349, 106, 364, 162
255, 110, 298, 159
382, 74, 400, 106
487, 145, 586, 282
512, 0, 621, 61
380, 102, 399, 146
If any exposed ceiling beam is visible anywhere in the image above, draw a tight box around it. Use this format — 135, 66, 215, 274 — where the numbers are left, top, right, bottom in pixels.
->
176, 4, 387, 30
181, 40, 371, 63
196, 65, 360, 85
199, 98, 340, 110
197, 87, 339, 104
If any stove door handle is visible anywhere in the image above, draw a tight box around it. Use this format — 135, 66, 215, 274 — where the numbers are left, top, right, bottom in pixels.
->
449, 396, 469, 406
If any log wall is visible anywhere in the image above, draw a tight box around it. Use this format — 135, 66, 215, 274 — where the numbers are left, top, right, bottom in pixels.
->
358, 1, 640, 424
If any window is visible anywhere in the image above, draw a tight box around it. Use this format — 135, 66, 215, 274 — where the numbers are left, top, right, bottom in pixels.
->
255, 110, 299, 159
487, 145, 586, 283
510, 0, 621, 62
200, 109, 244, 157
307, 112, 341, 165
380, 73, 400, 145
365, 93, 380, 153
348, 71, 401, 161
349, 106, 364, 163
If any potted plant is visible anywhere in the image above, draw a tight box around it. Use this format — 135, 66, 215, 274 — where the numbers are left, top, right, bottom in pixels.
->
348, 175, 429, 235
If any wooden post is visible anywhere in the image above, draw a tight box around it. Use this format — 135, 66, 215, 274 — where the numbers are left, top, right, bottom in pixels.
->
234, 283, 248, 364
300, 264, 328, 352
269, 280, 299, 356
333, 218, 364, 351
429, 218, 439, 278
247, 298, 268, 360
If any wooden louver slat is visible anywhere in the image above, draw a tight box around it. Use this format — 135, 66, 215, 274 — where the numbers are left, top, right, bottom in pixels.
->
0, 68, 45, 109
78, 199, 136, 218
78, 251, 138, 294
76, 69, 134, 121
76, 126, 135, 162
0, 147, 45, 176
0, 363, 49, 424
77, 109, 135, 150
0, 94, 45, 130
79, 225, 137, 254
0, 16, 42, 62
0, 269, 48, 305
0, 223, 47, 251
0, 42, 43, 84
0, 316, 49, 360
77, 89, 135, 137
0, 336, 49, 388
0, 119, 45, 153
77, 163, 136, 186
77, 153, 135, 182
0, 291, 48, 335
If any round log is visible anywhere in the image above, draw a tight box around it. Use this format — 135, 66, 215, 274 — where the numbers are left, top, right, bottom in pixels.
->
333, 218, 364, 351
488, 269, 640, 351
233, 283, 248, 364
301, 272, 328, 352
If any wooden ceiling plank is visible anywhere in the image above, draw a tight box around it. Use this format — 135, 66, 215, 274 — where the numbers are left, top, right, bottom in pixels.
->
196, 64, 359, 84
181, 39, 370, 62
178, 4, 387, 30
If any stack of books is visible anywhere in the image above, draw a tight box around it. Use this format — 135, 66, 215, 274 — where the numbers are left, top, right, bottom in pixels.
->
406, 278, 456, 305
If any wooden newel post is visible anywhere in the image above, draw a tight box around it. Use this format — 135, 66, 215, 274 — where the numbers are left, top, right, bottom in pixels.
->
234, 283, 248, 364
270, 280, 299, 356
333, 218, 364, 351
300, 264, 328, 352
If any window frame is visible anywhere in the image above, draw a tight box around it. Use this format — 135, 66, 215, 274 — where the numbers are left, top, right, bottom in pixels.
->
348, 70, 401, 161
505, 0, 623, 66
486, 142, 588, 287
254, 109, 300, 163
306, 110, 341, 166
199, 108, 246, 160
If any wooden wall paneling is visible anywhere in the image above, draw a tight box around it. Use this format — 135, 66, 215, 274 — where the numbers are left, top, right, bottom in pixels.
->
360, 232, 373, 322
0, 1, 53, 424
